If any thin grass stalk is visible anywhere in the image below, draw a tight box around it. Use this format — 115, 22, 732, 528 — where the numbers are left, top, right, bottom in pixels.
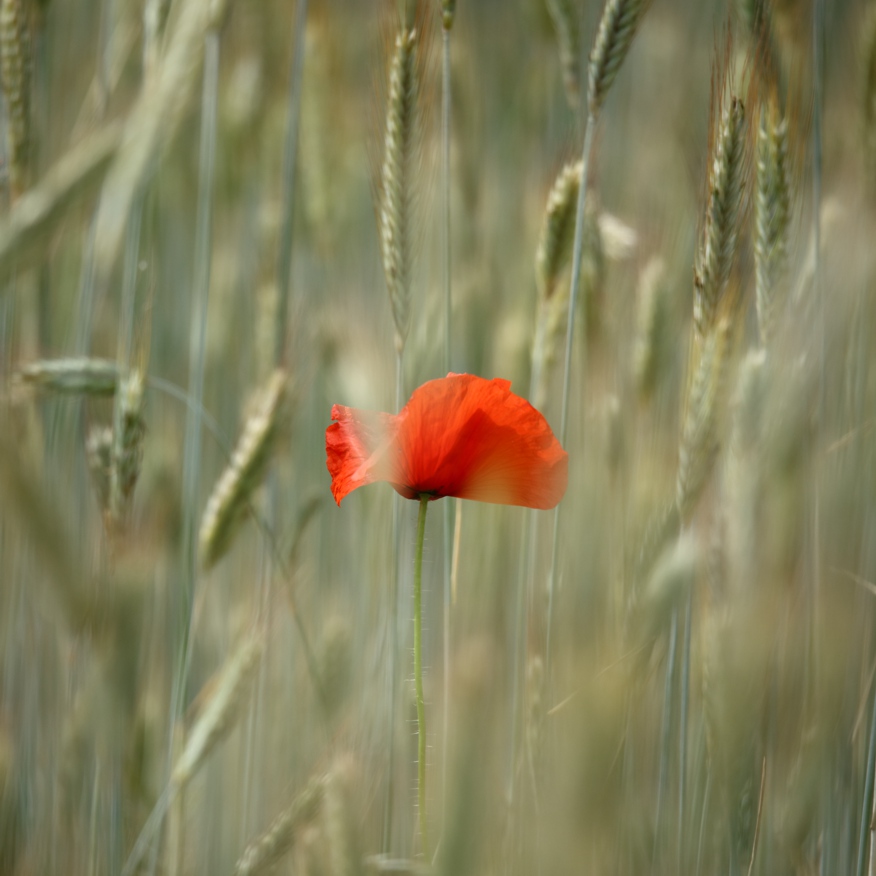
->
857, 671, 876, 875
440, 16, 453, 848
161, 30, 219, 875
274, 0, 308, 365
652, 608, 678, 872
545, 115, 594, 681
414, 494, 429, 855
810, 0, 825, 728
383, 349, 405, 853
178, 26, 219, 666
677, 584, 693, 868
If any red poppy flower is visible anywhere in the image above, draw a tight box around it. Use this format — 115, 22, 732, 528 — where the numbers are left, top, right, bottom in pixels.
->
326, 373, 568, 510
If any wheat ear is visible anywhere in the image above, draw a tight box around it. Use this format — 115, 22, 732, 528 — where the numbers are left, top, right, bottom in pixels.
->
198, 369, 290, 571
171, 631, 265, 788
233, 775, 325, 876
379, 26, 418, 353
0, 0, 30, 197
754, 97, 790, 348
547, 0, 581, 108
693, 94, 747, 340
109, 368, 146, 522
14, 357, 120, 396
535, 161, 583, 300
588, 0, 652, 116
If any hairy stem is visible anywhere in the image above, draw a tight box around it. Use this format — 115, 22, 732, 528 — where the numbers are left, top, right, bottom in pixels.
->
414, 494, 430, 855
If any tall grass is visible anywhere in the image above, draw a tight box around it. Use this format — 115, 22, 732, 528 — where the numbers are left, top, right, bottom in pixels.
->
1, 1, 875, 874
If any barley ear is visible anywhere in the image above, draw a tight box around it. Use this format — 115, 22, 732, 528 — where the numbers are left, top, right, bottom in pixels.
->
546, 0, 581, 108
233, 774, 325, 876
171, 630, 265, 790
693, 94, 747, 340
0, 0, 30, 198
588, 0, 652, 117
379, 27, 418, 354
198, 369, 290, 571
755, 98, 790, 348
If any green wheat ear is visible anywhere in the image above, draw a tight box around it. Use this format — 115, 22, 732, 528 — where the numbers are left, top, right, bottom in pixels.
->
588, 0, 653, 116
198, 369, 290, 571
379, 26, 419, 354
754, 96, 790, 349
694, 94, 747, 341
0, 0, 30, 198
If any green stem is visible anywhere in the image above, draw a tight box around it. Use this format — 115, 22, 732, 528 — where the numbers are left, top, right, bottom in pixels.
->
414, 494, 430, 855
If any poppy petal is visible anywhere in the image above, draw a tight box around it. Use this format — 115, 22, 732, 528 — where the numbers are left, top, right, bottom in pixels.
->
326, 404, 400, 505
397, 374, 568, 509
326, 374, 568, 509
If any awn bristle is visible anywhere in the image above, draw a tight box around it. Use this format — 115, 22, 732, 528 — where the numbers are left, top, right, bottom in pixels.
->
198, 369, 290, 571
588, 0, 652, 117
755, 98, 790, 348
693, 95, 747, 340
0, 0, 30, 198
379, 27, 418, 354
233, 774, 325, 876
546, 0, 581, 108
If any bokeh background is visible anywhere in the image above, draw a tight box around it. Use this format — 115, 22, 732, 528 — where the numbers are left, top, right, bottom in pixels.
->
1, 0, 876, 874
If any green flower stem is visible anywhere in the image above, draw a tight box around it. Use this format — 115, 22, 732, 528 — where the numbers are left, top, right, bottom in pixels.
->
414, 493, 430, 855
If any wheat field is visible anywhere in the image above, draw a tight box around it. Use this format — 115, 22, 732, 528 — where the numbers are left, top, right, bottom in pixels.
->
1, 0, 874, 874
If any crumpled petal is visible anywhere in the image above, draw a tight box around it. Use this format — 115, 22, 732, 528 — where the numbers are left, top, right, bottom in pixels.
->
326, 373, 568, 510
325, 405, 399, 505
